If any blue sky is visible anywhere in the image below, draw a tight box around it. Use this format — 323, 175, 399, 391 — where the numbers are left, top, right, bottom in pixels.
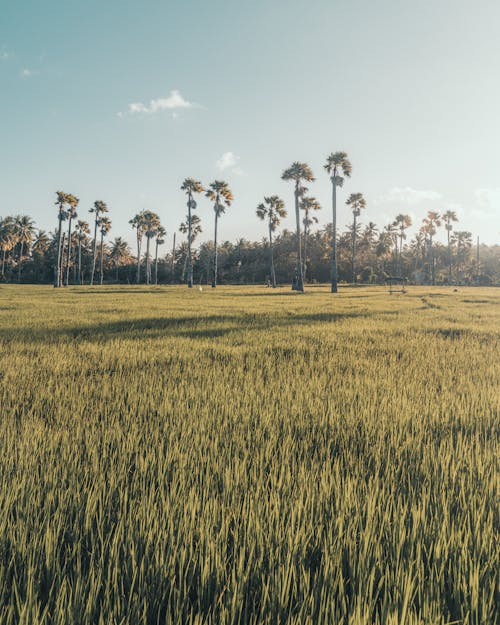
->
1, 0, 499, 246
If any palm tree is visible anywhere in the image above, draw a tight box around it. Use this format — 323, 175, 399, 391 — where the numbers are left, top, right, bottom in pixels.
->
256, 195, 287, 287
206, 181, 233, 288
346, 193, 367, 284
110, 237, 131, 281
443, 210, 458, 284
129, 211, 146, 284
180, 215, 202, 282
141, 211, 161, 285
14, 215, 35, 283
451, 230, 472, 286
75, 220, 90, 285
181, 178, 204, 288
422, 211, 441, 285
54, 191, 68, 287
393, 214, 412, 275
89, 201, 108, 286
300, 196, 321, 282
324, 152, 352, 293
64, 194, 79, 286
98, 216, 111, 285
281, 162, 315, 292
0, 216, 15, 278
154, 225, 166, 285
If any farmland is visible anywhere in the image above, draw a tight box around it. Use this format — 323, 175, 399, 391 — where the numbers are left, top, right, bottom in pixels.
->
0, 285, 498, 624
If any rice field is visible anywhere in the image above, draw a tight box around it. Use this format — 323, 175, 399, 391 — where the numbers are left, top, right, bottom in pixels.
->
0, 284, 498, 625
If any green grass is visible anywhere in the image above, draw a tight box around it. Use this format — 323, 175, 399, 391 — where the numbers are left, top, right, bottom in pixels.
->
0, 284, 498, 625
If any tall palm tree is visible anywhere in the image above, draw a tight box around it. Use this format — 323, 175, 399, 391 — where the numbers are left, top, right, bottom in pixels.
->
129, 211, 146, 284
300, 196, 321, 282
181, 178, 204, 288
14, 215, 35, 283
64, 194, 79, 286
206, 181, 233, 288
256, 195, 287, 288
422, 211, 441, 285
141, 211, 161, 285
54, 191, 68, 287
75, 220, 90, 285
89, 200, 108, 286
0, 216, 15, 278
442, 210, 458, 284
281, 162, 315, 292
110, 237, 132, 281
324, 152, 352, 293
393, 214, 412, 275
154, 225, 166, 285
346, 193, 367, 284
98, 216, 111, 285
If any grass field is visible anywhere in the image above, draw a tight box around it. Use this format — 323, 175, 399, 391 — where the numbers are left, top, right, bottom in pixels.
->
0, 285, 498, 625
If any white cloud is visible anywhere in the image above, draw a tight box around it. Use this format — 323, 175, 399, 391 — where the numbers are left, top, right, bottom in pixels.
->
21, 68, 32, 77
378, 186, 442, 205
119, 89, 198, 116
215, 152, 245, 176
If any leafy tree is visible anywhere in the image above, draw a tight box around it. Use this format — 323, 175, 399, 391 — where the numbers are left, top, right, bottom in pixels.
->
98, 216, 111, 285
256, 195, 287, 287
393, 214, 412, 276
129, 211, 146, 284
422, 211, 441, 285
141, 211, 161, 285
14, 215, 36, 283
451, 230, 472, 286
89, 201, 108, 286
206, 181, 233, 288
300, 195, 321, 282
346, 193, 367, 283
54, 192, 68, 287
0, 216, 15, 279
64, 194, 79, 286
324, 152, 352, 292
154, 225, 166, 285
181, 178, 204, 288
75, 220, 90, 285
281, 162, 315, 292
180, 214, 202, 282
110, 237, 132, 281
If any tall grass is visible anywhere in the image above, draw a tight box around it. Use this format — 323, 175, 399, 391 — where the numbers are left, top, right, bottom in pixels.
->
0, 285, 498, 624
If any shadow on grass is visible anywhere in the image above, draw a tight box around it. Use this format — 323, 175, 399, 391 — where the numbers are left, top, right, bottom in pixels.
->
0, 310, 400, 344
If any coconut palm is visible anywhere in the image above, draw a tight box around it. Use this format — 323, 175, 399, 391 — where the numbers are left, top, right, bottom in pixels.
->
0, 216, 16, 278
110, 237, 132, 281
64, 194, 79, 286
422, 211, 441, 285
141, 211, 161, 285
98, 216, 111, 285
281, 162, 315, 292
206, 181, 233, 288
154, 225, 166, 285
443, 210, 458, 284
393, 214, 412, 275
346, 193, 367, 284
75, 220, 90, 285
256, 195, 287, 287
451, 230, 472, 286
324, 152, 352, 293
89, 200, 108, 286
14, 215, 35, 283
300, 196, 321, 282
181, 178, 204, 288
54, 191, 68, 287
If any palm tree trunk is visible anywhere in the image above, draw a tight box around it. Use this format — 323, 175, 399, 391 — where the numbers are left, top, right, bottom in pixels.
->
54, 212, 64, 288
212, 213, 218, 288
78, 240, 82, 285
65, 217, 73, 286
303, 219, 308, 283
136, 235, 142, 284
294, 182, 304, 292
331, 180, 338, 293
17, 242, 24, 283
90, 219, 98, 286
99, 233, 104, 285
187, 193, 193, 288
60, 232, 66, 286
145, 237, 151, 285
154, 240, 159, 285
447, 229, 452, 285
269, 222, 276, 288
351, 214, 357, 284
1, 249, 6, 277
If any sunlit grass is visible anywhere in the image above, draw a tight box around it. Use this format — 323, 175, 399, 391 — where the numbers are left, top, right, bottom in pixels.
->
0, 285, 498, 624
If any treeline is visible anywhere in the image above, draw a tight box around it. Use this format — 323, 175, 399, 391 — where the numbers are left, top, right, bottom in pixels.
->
1, 211, 498, 286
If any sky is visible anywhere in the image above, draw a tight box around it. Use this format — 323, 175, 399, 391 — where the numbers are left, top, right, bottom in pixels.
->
1, 0, 499, 247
